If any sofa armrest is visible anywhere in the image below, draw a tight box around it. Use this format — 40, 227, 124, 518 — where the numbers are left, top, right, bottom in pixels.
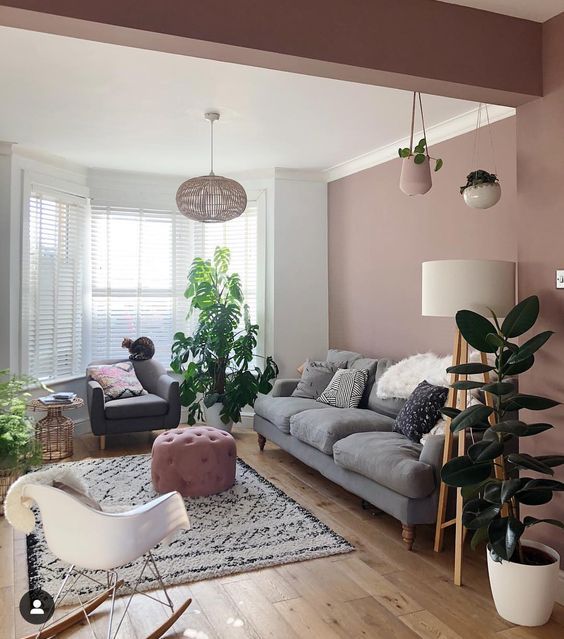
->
87, 380, 106, 434
271, 379, 300, 397
419, 435, 446, 473
155, 373, 179, 403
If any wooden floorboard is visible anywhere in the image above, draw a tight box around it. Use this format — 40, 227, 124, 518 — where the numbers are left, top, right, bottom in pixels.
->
2, 426, 563, 638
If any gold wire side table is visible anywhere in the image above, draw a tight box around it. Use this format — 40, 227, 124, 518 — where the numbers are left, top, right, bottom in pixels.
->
29, 397, 84, 462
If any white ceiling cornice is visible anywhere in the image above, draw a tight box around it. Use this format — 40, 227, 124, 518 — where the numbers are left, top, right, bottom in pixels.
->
324, 104, 515, 183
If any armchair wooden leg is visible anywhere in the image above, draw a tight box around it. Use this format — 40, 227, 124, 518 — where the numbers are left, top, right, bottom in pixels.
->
402, 524, 416, 551
99, 435, 106, 451
257, 434, 266, 452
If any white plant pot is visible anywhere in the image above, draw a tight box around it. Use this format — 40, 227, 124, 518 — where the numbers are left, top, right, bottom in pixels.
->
203, 402, 233, 433
463, 182, 501, 209
399, 156, 432, 196
487, 541, 560, 626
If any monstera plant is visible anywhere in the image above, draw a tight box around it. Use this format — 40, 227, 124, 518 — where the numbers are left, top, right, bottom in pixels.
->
440, 295, 563, 626
171, 247, 278, 430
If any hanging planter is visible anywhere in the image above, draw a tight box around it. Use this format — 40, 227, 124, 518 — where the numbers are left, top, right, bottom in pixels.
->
461, 104, 501, 209
399, 92, 443, 196
460, 169, 501, 209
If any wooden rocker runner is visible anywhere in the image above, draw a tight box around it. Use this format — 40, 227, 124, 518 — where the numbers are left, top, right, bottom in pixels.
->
13, 484, 191, 639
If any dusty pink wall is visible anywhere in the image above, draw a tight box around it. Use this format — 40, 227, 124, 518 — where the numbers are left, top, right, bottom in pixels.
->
516, 13, 564, 558
328, 116, 517, 360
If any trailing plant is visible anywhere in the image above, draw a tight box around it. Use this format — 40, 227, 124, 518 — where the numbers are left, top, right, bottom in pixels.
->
441, 295, 564, 564
0, 370, 42, 471
171, 247, 278, 425
398, 138, 443, 172
460, 169, 499, 194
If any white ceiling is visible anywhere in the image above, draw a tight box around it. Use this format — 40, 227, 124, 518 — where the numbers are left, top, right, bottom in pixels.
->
436, 0, 564, 22
0, 27, 483, 176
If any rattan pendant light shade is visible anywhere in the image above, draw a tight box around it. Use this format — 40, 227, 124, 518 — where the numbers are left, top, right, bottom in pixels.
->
176, 112, 247, 223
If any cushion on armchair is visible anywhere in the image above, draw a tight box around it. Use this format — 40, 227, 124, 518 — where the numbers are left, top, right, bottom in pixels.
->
291, 359, 346, 399
87, 361, 147, 401
104, 393, 168, 419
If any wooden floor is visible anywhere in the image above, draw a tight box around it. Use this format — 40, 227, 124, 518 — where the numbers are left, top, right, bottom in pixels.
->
2, 427, 563, 639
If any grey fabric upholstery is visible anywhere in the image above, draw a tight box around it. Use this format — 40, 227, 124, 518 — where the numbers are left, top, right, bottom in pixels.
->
333, 432, 436, 499
290, 408, 394, 454
271, 379, 300, 397
292, 359, 346, 399
327, 349, 361, 366
255, 415, 440, 525
254, 394, 326, 433
367, 358, 406, 417
104, 393, 168, 419
86, 358, 180, 437
350, 357, 378, 407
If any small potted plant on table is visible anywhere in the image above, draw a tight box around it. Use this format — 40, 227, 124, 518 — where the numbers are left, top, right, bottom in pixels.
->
171, 247, 278, 431
0, 370, 41, 514
441, 295, 563, 626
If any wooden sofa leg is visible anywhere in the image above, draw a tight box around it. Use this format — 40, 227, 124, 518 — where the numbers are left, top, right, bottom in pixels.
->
257, 434, 266, 452
402, 524, 416, 551
99, 435, 106, 451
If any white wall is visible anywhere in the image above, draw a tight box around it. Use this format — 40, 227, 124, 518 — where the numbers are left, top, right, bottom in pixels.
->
270, 171, 328, 377
0, 144, 13, 370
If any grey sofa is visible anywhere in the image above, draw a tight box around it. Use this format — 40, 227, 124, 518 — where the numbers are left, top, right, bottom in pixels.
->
253, 349, 447, 550
86, 358, 181, 450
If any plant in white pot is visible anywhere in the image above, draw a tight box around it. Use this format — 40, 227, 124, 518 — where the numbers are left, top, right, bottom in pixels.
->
399, 92, 443, 196
441, 295, 563, 627
171, 247, 278, 432
460, 169, 501, 209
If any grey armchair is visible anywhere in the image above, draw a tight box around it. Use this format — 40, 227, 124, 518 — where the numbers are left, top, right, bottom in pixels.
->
86, 358, 181, 450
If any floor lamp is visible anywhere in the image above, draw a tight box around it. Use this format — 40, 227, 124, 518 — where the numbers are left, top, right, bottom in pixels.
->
422, 259, 516, 586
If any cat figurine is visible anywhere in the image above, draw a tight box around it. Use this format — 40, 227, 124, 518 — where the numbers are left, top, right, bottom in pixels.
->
122, 336, 155, 361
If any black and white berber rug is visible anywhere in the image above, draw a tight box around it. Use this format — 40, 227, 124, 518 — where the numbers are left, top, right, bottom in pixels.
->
27, 454, 353, 603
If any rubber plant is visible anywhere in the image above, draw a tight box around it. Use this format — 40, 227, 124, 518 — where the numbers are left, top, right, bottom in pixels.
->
171, 247, 278, 425
460, 169, 499, 195
0, 370, 42, 471
440, 295, 564, 563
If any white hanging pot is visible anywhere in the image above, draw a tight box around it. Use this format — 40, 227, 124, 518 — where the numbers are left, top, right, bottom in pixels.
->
463, 182, 501, 209
399, 156, 432, 196
203, 402, 233, 433
487, 541, 560, 626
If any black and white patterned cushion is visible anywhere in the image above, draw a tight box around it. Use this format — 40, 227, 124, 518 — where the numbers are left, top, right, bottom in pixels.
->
393, 380, 449, 443
317, 368, 369, 409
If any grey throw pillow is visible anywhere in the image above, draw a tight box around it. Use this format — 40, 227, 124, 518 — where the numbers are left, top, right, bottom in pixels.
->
317, 368, 369, 409
292, 359, 347, 399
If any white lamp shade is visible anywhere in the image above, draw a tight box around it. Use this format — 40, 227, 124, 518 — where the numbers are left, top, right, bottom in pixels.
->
422, 259, 516, 318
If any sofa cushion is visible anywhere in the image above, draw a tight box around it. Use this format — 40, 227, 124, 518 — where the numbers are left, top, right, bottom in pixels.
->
104, 393, 168, 419
317, 368, 368, 409
368, 358, 406, 417
393, 380, 449, 443
290, 408, 395, 455
350, 357, 378, 408
292, 359, 346, 399
327, 349, 362, 366
332, 432, 436, 499
254, 395, 326, 433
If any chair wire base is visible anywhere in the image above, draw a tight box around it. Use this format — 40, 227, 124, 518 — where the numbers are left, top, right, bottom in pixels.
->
32, 552, 175, 639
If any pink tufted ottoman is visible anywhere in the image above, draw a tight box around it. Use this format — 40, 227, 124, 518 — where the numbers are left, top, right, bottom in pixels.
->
151, 426, 237, 497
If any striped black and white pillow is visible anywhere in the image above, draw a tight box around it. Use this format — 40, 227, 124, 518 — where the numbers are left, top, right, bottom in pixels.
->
317, 368, 369, 409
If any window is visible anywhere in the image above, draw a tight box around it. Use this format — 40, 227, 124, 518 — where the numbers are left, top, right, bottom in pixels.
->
90, 203, 258, 367
22, 189, 89, 381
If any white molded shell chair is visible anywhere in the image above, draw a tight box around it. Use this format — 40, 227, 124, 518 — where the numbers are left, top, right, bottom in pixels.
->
17, 483, 191, 639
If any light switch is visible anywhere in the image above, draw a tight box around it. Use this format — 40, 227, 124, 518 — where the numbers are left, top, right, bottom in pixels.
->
557, 270, 564, 289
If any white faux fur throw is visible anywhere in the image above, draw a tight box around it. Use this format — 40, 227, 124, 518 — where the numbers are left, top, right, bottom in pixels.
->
4, 466, 89, 534
376, 353, 451, 399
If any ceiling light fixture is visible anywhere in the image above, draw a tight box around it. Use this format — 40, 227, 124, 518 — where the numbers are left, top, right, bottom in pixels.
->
176, 112, 247, 223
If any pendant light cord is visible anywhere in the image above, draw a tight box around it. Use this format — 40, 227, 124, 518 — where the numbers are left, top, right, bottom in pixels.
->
209, 118, 215, 176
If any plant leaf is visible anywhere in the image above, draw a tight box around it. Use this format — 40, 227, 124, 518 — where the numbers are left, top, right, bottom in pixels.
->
506, 453, 554, 475
515, 489, 553, 505
414, 153, 426, 164
481, 382, 515, 396
434, 158, 443, 172
500, 478, 523, 503
450, 404, 494, 433
441, 456, 492, 487
488, 517, 525, 561
503, 394, 559, 411
471, 526, 490, 551
503, 355, 535, 376
440, 407, 461, 420
455, 310, 498, 353
399, 148, 411, 158
451, 380, 485, 391
507, 331, 554, 364
501, 296, 539, 338
467, 439, 504, 463
462, 499, 501, 530
537, 455, 564, 467
446, 363, 495, 375
523, 516, 564, 529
